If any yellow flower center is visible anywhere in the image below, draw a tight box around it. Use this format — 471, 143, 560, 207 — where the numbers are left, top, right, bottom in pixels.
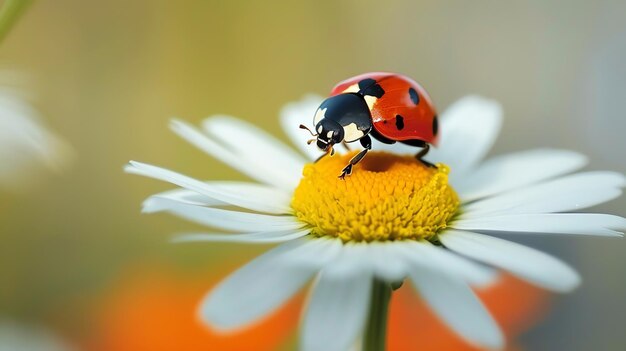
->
291, 151, 460, 242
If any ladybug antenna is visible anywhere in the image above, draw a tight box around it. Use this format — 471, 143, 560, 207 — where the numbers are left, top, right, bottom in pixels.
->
306, 138, 316, 145
299, 124, 318, 137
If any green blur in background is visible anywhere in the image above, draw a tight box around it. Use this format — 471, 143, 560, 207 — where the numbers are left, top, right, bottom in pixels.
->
0, 1, 625, 350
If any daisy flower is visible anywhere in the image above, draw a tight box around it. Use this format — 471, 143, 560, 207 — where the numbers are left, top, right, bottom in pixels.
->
0, 73, 72, 190
126, 94, 625, 350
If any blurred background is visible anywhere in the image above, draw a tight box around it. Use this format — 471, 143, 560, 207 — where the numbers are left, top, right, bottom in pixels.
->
0, 0, 624, 350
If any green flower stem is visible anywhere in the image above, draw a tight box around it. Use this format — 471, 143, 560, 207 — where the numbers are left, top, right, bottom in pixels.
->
0, 0, 32, 44
363, 279, 393, 351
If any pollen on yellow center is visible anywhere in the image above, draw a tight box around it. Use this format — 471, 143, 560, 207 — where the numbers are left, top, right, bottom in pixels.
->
291, 151, 460, 242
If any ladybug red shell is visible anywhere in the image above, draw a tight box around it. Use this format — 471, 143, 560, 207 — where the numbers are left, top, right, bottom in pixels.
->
300, 72, 439, 178
330, 72, 439, 146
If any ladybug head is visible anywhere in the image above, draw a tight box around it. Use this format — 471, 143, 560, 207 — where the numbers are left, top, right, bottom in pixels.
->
299, 119, 344, 154
314, 119, 344, 152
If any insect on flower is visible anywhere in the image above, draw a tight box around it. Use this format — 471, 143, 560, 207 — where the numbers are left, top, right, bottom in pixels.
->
126, 90, 626, 351
300, 72, 439, 178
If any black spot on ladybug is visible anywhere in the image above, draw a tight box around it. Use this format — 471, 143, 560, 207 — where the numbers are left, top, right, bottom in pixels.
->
358, 79, 385, 98
395, 115, 405, 130
358, 78, 376, 90
408, 88, 419, 105
432, 115, 439, 135
368, 85, 385, 98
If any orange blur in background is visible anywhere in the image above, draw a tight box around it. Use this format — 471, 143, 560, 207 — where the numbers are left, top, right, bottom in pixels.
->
80, 267, 548, 351
2, 2, 625, 350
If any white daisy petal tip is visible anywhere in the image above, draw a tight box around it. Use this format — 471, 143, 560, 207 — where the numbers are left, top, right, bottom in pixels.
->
555, 149, 588, 168
429, 95, 503, 178
125, 160, 156, 176
279, 94, 326, 160
534, 149, 589, 171
457, 148, 590, 201
124, 159, 295, 215
470, 324, 505, 351
560, 269, 582, 293
200, 114, 255, 135
123, 160, 138, 173
609, 172, 626, 188
279, 94, 325, 120
408, 267, 505, 350
198, 240, 319, 332
454, 95, 504, 117
198, 292, 240, 332
484, 332, 506, 351
608, 215, 626, 236
441, 230, 583, 293
169, 117, 194, 134
604, 213, 626, 228
463, 171, 626, 217
140, 197, 159, 213
453, 213, 626, 237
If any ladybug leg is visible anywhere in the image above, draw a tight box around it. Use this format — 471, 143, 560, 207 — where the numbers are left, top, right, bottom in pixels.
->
314, 145, 337, 163
415, 144, 436, 168
339, 136, 371, 179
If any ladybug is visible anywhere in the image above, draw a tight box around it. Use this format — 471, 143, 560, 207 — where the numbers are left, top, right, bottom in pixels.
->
300, 72, 439, 179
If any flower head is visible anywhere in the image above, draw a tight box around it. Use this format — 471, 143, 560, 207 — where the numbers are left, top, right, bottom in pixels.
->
292, 152, 459, 242
126, 95, 625, 350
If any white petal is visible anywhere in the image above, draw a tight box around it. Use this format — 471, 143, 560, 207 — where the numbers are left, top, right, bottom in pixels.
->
169, 119, 299, 190
142, 196, 305, 232
441, 230, 581, 292
455, 149, 588, 201
367, 242, 410, 282
0, 91, 73, 188
279, 94, 326, 160
453, 213, 626, 237
200, 181, 292, 213
465, 171, 626, 216
202, 115, 306, 176
279, 237, 343, 267
396, 240, 496, 287
409, 266, 503, 349
320, 242, 373, 279
428, 96, 503, 182
142, 187, 225, 212
146, 181, 291, 214
172, 228, 310, 244
201, 238, 338, 330
126, 161, 291, 214
301, 272, 372, 351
